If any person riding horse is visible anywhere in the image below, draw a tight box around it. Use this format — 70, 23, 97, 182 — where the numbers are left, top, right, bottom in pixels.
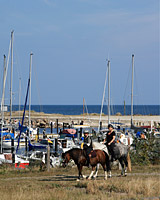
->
103, 124, 116, 161
83, 130, 92, 166
83, 130, 92, 144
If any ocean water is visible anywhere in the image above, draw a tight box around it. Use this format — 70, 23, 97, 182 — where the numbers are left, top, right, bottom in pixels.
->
11, 105, 160, 115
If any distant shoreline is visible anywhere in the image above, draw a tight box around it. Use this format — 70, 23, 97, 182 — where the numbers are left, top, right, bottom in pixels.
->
3, 110, 160, 128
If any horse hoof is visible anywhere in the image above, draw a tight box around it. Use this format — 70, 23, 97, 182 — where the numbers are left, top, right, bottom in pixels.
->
82, 175, 87, 179
108, 175, 112, 178
76, 179, 80, 182
104, 177, 107, 180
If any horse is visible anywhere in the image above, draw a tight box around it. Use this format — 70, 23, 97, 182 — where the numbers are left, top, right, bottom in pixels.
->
62, 147, 110, 181
92, 141, 131, 177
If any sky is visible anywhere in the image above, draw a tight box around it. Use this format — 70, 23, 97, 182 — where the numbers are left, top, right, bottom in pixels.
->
0, 0, 159, 105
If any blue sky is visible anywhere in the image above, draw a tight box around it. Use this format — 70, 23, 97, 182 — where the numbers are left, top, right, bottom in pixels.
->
0, 0, 159, 105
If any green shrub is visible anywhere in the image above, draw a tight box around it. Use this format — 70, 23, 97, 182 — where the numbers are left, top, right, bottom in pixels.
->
130, 136, 160, 165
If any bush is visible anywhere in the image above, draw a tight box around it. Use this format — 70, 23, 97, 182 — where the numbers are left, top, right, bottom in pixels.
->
130, 136, 160, 165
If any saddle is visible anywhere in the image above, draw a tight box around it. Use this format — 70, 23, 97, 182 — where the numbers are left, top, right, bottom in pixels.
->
89, 150, 97, 158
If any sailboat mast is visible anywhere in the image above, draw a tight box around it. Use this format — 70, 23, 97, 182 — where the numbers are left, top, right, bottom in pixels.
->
10, 30, 14, 122
1, 55, 6, 153
29, 52, 33, 132
131, 54, 134, 126
19, 78, 21, 120
83, 97, 85, 120
108, 60, 110, 125
98, 61, 108, 132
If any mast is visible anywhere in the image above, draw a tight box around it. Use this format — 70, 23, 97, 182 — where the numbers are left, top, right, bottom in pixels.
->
10, 30, 14, 122
29, 52, 33, 133
19, 78, 21, 120
131, 54, 134, 126
83, 97, 85, 121
98, 61, 108, 132
108, 60, 110, 125
1, 55, 6, 153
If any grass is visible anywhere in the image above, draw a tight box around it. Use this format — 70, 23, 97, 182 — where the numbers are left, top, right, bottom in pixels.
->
0, 165, 159, 200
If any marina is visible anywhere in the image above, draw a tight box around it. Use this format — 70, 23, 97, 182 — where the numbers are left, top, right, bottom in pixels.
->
0, 1, 159, 199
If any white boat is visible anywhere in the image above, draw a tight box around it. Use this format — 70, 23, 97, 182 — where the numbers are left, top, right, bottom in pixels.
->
0, 153, 29, 168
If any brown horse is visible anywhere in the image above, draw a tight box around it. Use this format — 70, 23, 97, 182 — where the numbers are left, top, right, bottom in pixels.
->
62, 147, 110, 180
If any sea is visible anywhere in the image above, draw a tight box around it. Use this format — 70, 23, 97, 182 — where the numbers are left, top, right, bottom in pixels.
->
11, 105, 160, 116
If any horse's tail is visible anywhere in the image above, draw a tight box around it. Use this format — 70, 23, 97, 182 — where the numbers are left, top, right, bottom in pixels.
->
127, 152, 131, 172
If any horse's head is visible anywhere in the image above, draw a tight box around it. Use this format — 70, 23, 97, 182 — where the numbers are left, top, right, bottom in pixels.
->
61, 152, 70, 168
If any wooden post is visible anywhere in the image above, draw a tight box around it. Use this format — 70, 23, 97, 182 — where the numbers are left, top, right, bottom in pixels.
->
100, 121, 102, 130
55, 138, 58, 155
47, 145, 50, 172
11, 139, 15, 163
56, 119, 58, 134
80, 121, 83, 138
43, 129, 45, 139
80, 128, 82, 138
25, 136, 28, 152
51, 121, 53, 133
63, 122, 65, 130
37, 128, 39, 140
11, 138, 14, 153
76, 129, 79, 140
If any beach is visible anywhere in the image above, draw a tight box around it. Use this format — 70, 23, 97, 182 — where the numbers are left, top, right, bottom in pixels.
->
4, 111, 160, 128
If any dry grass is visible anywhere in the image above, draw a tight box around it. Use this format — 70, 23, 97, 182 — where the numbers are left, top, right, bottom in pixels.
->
0, 165, 159, 200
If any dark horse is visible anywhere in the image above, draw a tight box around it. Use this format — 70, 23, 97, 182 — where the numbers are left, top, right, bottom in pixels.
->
62, 147, 110, 180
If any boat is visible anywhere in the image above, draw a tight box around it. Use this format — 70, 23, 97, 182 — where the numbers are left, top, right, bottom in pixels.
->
0, 153, 29, 169
59, 128, 77, 138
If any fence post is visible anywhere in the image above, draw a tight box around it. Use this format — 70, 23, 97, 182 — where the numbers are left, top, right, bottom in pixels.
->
55, 138, 58, 155
100, 121, 102, 130
47, 145, 50, 172
51, 121, 53, 133
56, 119, 58, 134
25, 136, 28, 152
11, 138, 15, 164
37, 128, 39, 140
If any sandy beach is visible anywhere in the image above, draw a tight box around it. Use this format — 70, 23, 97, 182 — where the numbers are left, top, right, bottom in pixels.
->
4, 111, 160, 128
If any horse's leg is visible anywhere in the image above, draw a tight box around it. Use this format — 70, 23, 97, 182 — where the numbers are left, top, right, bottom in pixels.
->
101, 164, 107, 180
93, 164, 99, 179
106, 160, 112, 178
123, 156, 128, 176
77, 164, 83, 181
119, 158, 124, 176
88, 166, 95, 180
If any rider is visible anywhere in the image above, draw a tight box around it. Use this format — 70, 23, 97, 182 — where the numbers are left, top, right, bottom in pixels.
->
83, 130, 92, 144
103, 124, 116, 161
83, 130, 92, 167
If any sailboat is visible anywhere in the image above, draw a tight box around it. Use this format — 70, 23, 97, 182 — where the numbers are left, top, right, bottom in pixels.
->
0, 32, 19, 153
